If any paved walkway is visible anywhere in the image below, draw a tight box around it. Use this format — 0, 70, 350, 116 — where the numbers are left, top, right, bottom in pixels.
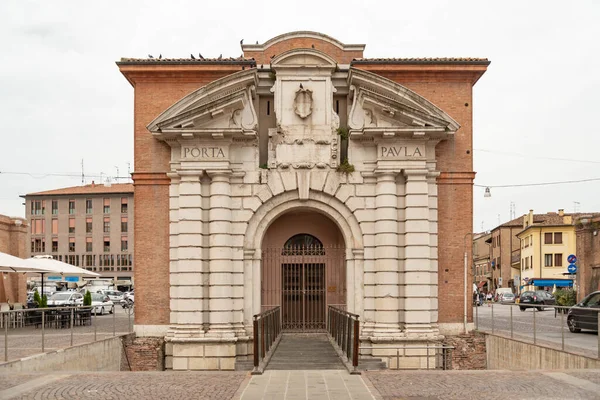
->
0, 369, 599, 399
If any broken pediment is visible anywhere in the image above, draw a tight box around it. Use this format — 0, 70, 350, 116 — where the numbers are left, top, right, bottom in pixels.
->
347, 68, 460, 139
147, 69, 259, 140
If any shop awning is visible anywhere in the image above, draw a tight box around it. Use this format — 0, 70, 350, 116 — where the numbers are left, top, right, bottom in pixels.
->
477, 281, 488, 288
529, 279, 573, 287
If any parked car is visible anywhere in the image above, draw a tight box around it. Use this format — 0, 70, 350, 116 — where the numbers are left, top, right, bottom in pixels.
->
47, 292, 84, 307
500, 293, 516, 303
519, 290, 555, 311
100, 290, 125, 304
77, 293, 114, 315
567, 290, 600, 333
124, 290, 134, 303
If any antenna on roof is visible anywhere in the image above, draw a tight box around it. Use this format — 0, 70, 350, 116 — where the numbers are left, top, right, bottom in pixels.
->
114, 166, 119, 183
510, 201, 516, 219
127, 162, 131, 181
574, 201, 580, 213
81, 159, 85, 185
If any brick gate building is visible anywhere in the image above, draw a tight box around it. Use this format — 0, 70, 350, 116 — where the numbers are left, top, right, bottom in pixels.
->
117, 31, 489, 370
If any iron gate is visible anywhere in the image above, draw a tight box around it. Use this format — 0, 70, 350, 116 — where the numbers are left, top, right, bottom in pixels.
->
262, 239, 345, 332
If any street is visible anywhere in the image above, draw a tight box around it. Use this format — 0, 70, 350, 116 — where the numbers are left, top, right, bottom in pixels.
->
474, 303, 599, 358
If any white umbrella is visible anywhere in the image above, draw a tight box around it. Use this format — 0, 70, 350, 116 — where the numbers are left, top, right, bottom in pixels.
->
24, 255, 100, 296
0, 251, 52, 273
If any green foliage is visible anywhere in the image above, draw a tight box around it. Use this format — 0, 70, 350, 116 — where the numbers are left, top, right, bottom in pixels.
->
83, 290, 92, 306
33, 289, 41, 306
259, 163, 269, 169
555, 288, 577, 307
336, 127, 349, 140
40, 294, 48, 309
336, 158, 355, 174
268, 71, 276, 81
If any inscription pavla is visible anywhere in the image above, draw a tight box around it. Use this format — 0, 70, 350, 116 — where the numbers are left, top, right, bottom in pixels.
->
182, 146, 226, 159
379, 145, 424, 158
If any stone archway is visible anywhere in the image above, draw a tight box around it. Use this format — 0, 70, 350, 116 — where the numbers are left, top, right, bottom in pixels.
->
242, 191, 364, 332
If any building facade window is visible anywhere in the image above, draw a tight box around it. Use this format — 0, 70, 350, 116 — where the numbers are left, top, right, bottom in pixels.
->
121, 198, 128, 214
554, 232, 563, 244
121, 237, 128, 252
544, 254, 553, 267
52, 240, 58, 253
69, 200, 75, 215
103, 198, 110, 214
69, 218, 75, 234
86, 237, 92, 252
555, 253, 563, 267
69, 238, 75, 252
104, 238, 110, 252
86, 217, 92, 233
544, 232, 552, 244
52, 219, 58, 235
51, 200, 58, 215
121, 217, 127, 233
86, 199, 93, 214
103, 217, 110, 233
31, 200, 43, 216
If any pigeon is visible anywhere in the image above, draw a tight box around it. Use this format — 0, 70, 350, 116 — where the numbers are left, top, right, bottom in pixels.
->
311, 44, 315, 49
300, 83, 304, 89
255, 41, 258, 44
198, 53, 204, 60
158, 54, 162, 59
148, 54, 154, 59
240, 39, 244, 45
218, 54, 222, 60
190, 54, 195, 59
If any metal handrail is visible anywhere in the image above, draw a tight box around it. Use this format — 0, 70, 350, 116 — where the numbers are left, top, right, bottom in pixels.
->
253, 306, 281, 369
360, 344, 454, 370
327, 305, 359, 369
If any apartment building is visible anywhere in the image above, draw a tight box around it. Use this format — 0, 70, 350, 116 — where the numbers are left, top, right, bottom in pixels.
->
485, 216, 522, 294
22, 183, 134, 283
473, 232, 491, 292
517, 209, 579, 290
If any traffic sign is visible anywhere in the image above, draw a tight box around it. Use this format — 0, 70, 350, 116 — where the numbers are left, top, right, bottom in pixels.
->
523, 277, 530, 283
567, 254, 577, 264
568, 264, 577, 274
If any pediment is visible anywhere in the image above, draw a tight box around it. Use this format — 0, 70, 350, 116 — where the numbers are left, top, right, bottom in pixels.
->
271, 49, 337, 70
147, 69, 259, 140
348, 68, 460, 139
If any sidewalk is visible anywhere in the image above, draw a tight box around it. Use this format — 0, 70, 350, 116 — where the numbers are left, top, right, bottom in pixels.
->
0, 369, 599, 399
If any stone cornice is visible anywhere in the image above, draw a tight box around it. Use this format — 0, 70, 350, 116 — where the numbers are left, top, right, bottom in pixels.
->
132, 172, 170, 186
437, 171, 476, 185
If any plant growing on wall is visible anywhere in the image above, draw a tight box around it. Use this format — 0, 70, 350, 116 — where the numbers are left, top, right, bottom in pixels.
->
336, 158, 355, 174
336, 126, 349, 140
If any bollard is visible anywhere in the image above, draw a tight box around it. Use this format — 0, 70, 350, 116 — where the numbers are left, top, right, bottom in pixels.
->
491, 304, 494, 334
510, 306, 513, 339
532, 308, 537, 344
561, 308, 565, 351
70, 308, 74, 346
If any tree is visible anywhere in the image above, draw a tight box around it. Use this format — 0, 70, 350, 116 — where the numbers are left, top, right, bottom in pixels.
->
83, 290, 92, 306
33, 289, 41, 307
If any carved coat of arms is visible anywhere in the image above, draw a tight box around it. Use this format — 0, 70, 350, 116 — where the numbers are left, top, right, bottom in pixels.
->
293, 84, 313, 119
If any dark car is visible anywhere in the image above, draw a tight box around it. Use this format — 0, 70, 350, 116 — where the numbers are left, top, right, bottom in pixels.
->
567, 291, 600, 333
519, 290, 555, 311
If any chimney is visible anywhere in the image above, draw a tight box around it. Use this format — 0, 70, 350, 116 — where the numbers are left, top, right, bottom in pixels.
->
91, 181, 95, 187
558, 209, 564, 216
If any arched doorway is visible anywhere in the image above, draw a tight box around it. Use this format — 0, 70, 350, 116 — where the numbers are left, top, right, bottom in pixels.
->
261, 211, 346, 331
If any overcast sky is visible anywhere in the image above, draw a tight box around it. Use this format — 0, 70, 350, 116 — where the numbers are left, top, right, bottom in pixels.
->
1, 0, 598, 232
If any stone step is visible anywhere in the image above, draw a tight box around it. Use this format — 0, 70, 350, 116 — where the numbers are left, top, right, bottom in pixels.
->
266, 333, 345, 370
235, 360, 254, 371
357, 357, 387, 371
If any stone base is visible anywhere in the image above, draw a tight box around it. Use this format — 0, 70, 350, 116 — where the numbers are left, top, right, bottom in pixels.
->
360, 334, 447, 370
165, 337, 238, 371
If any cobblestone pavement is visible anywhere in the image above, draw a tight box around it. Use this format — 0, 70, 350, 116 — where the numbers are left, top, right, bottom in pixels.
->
364, 370, 600, 400
1, 369, 599, 400
0, 371, 248, 400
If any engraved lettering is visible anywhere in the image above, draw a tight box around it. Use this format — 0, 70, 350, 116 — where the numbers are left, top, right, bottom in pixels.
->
182, 146, 227, 159
380, 145, 423, 159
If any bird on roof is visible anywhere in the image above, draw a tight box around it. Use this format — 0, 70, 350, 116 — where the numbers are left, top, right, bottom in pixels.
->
300, 83, 304, 89
198, 53, 204, 60
190, 54, 195, 59
158, 54, 162, 59
148, 54, 154, 59
240, 39, 244, 45
255, 41, 258, 44
218, 54, 222, 60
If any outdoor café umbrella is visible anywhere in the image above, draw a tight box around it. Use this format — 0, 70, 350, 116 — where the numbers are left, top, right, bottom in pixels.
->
23, 255, 100, 297
0, 251, 50, 273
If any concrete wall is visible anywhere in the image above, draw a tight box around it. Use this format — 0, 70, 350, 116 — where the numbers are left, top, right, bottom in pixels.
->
0, 335, 127, 373
486, 334, 600, 370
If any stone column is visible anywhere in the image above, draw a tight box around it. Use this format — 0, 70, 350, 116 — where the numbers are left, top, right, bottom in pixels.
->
403, 169, 436, 335
372, 171, 402, 336
169, 170, 206, 330
207, 170, 235, 336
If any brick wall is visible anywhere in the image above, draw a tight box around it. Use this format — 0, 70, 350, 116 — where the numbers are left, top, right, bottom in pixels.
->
122, 334, 165, 371
443, 331, 487, 370
0, 215, 28, 303
575, 217, 600, 301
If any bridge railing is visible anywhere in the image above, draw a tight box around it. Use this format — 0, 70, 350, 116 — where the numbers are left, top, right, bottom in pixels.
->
327, 305, 359, 370
253, 306, 281, 373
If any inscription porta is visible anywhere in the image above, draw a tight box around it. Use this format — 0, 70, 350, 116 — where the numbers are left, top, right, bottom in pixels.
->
182, 146, 227, 159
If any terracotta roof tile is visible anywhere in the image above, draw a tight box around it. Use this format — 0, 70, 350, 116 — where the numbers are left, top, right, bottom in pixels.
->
25, 183, 133, 197
351, 57, 490, 65
118, 56, 256, 65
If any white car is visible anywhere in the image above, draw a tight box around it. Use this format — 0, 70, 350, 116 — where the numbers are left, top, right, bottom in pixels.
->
47, 292, 83, 307
124, 290, 134, 303
82, 293, 114, 315
100, 290, 125, 304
